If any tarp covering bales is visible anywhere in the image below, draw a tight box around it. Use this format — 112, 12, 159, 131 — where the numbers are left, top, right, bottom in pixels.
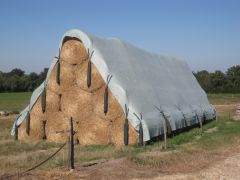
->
11, 29, 216, 144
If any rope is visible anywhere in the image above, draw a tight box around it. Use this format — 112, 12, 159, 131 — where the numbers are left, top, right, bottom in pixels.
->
2, 142, 66, 179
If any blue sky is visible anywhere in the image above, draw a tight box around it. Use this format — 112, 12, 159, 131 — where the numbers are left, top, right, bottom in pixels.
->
0, 0, 239, 73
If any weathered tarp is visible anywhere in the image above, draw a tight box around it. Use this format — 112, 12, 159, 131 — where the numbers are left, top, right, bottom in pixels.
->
12, 29, 216, 141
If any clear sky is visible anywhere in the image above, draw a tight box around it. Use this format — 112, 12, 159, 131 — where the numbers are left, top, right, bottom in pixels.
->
0, 0, 239, 73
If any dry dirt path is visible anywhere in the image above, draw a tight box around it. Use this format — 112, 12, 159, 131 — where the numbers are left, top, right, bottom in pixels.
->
14, 146, 240, 180
151, 151, 240, 180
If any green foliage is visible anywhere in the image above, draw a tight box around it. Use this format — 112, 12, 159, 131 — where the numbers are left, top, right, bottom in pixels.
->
0, 68, 48, 93
194, 65, 240, 93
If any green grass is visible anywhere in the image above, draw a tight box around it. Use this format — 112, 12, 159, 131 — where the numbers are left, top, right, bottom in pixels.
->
0, 92, 31, 112
208, 93, 240, 105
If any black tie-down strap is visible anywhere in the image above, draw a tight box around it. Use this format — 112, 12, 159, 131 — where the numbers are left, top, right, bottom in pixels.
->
14, 123, 18, 140
104, 75, 113, 114
154, 105, 172, 135
124, 104, 129, 146
55, 49, 61, 85
26, 111, 30, 135
87, 49, 94, 88
41, 87, 46, 113
134, 113, 143, 146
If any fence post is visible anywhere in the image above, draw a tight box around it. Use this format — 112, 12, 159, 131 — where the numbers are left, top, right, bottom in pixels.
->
68, 117, 74, 170
163, 118, 167, 150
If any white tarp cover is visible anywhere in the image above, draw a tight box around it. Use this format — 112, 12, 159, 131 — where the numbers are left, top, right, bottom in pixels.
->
12, 29, 216, 141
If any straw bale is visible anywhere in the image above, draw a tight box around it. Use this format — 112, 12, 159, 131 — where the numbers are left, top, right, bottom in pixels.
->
61, 86, 93, 121
45, 112, 68, 143
45, 89, 60, 113
18, 112, 46, 141
75, 114, 111, 145
59, 60, 76, 92
75, 60, 105, 92
93, 86, 123, 120
60, 39, 88, 65
30, 96, 46, 119
46, 63, 60, 94
109, 115, 138, 145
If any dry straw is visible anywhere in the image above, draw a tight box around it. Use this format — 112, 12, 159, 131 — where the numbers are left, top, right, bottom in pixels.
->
60, 39, 88, 65
75, 60, 105, 92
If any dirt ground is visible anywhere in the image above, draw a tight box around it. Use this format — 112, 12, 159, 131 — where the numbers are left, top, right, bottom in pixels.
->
1, 100, 239, 180
3, 144, 238, 180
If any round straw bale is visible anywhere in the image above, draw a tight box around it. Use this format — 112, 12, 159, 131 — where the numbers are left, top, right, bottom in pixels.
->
30, 96, 46, 119
46, 64, 60, 94
18, 112, 46, 141
45, 89, 60, 113
75, 114, 111, 145
45, 112, 68, 143
109, 115, 138, 146
76, 60, 105, 92
59, 60, 76, 92
60, 39, 88, 65
92, 86, 124, 120
61, 86, 93, 121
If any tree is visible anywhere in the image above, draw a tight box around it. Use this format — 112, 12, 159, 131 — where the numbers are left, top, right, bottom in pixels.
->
226, 65, 240, 92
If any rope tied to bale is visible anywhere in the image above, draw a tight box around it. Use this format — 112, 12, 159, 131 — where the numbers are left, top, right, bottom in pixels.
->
104, 75, 113, 114
133, 112, 144, 146
124, 104, 130, 146
87, 49, 94, 88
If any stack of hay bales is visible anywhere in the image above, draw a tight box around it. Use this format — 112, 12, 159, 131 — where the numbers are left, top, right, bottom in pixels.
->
18, 39, 138, 145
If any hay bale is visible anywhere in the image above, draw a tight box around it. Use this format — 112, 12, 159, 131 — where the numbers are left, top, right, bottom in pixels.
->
46, 63, 60, 94
30, 96, 46, 119
75, 60, 105, 92
59, 60, 76, 92
60, 39, 88, 65
61, 86, 93, 121
46, 89, 60, 112
109, 115, 138, 145
92, 86, 123, 120
18, 112, 46, 141
45, 112, 68, 143
75, 114, 111, 145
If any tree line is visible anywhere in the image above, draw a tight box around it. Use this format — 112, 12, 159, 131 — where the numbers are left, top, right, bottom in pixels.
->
0, 65, 239, 93
193, 65, 240, 93
0, 68, 48, 92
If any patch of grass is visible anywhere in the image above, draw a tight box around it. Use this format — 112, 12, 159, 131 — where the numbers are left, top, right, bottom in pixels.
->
208, 93, 240, 105
0, 92, 31, 112
128, 117, 240, 171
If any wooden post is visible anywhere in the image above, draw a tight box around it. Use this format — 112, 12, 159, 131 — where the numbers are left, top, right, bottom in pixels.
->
163, 118, 167, 150
14, 124, 18, 140
68, 117, 74, 170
